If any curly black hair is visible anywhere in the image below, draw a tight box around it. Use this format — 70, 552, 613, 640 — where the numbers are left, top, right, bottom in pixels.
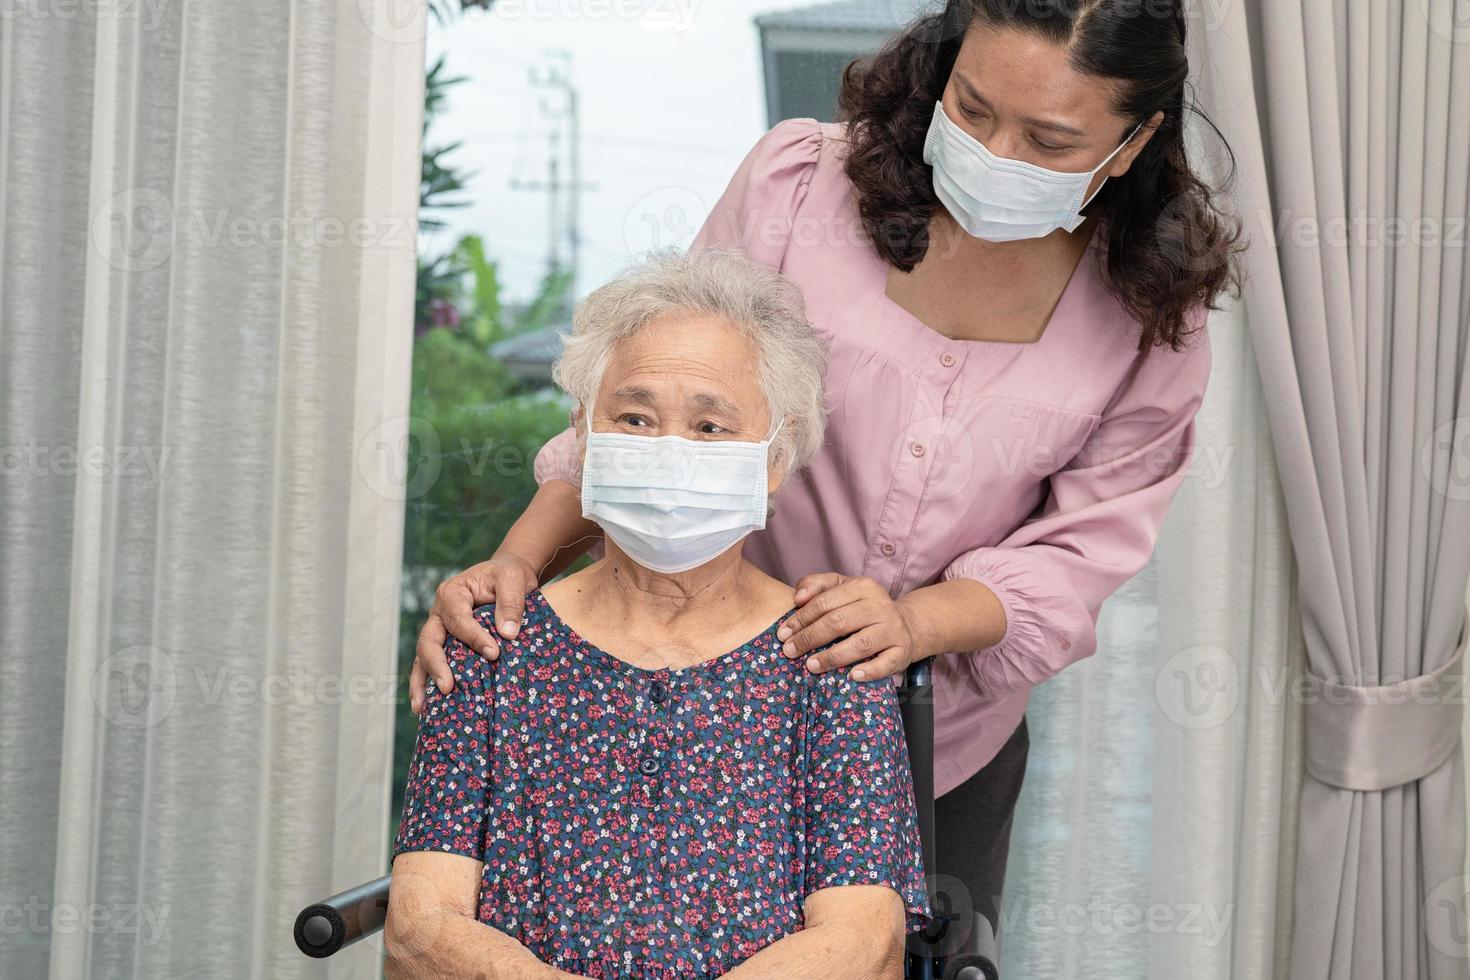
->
838, 0, 1242, 350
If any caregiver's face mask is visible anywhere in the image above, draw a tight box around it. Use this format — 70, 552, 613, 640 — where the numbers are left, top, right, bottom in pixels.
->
922, 100, 1143, 242
580, 395, 782, 574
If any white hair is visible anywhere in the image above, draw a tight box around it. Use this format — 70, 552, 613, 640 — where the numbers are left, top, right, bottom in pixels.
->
552, 247, 828, 477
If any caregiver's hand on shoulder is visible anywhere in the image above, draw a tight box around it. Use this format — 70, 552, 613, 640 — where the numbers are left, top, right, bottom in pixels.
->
777, 573, 929, 681
409, 551, 539, 714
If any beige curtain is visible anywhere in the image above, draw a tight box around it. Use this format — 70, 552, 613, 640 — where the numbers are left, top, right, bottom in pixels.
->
0, 2, 424, 978
1193, 1, 1470, 977
1000, 293, 1305, 978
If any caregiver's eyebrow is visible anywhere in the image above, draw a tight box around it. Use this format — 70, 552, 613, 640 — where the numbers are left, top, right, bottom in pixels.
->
954, 73, 1085, 136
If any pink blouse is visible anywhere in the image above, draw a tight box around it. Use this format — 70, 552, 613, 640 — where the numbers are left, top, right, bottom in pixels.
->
534, 119, 1211, 797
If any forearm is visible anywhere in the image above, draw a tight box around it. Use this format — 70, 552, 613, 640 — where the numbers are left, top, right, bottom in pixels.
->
497, 479, 602, 581
897, 578, 1007, 660
383, 907, 582, 980
721, 921, 902, 980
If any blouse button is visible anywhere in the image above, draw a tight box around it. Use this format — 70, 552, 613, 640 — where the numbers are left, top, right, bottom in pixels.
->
911, 442, 926, 457
650, 680, 667, 703
639, 756, 661, 776
940, 352, 956, 368
880, 542, 896, 557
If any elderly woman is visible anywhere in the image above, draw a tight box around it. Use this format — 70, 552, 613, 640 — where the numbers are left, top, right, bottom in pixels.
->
385, 248, 931, 980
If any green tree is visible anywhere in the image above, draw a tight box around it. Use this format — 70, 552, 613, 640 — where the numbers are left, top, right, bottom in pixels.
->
391, 16, 576, 837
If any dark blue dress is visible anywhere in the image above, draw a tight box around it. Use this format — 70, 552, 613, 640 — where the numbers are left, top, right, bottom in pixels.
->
394, 590, 931, 978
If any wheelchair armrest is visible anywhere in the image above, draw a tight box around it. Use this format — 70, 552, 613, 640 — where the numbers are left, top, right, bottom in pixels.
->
293, 874, 392, 958
943, 910, 999, 980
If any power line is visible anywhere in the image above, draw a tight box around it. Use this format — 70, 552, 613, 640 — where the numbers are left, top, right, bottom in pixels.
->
508, 50, 597, 309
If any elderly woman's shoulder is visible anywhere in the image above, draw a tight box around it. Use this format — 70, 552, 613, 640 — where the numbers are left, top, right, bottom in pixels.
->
805, 650, 903, 707
436, 603, 508, 678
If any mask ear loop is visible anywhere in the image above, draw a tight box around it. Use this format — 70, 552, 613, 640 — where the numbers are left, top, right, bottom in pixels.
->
581, 391, 596, 439
1079, 119, 1147, 211
762, 415, 787, 520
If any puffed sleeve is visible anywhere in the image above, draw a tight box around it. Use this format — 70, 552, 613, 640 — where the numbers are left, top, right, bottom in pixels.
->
802, 665, 933, 935
532, 416, 582, 490
392, 604, 498, 859
691, 116, 825, 263
943, 322, 1213, 697
533, 118, 825, 491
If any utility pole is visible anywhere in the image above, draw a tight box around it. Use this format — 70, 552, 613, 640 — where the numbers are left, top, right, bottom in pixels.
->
510, 50, 594, 311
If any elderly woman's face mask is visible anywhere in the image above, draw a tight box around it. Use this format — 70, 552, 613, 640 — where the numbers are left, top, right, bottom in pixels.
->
580, 396, 783, 574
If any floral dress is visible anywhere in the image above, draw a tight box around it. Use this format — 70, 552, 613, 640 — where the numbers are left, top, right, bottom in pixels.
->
394, 590, 932, 978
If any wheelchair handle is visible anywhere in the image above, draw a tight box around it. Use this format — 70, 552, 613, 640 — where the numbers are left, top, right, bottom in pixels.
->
293, 874, 391, 958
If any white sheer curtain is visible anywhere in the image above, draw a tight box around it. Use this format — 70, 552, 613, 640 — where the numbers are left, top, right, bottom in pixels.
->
1000, 295, 1305, 978
0, 2, 423, 978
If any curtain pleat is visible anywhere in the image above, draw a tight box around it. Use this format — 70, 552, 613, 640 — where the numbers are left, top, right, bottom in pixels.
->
0, 2, 423, 978
1001, 297, 1303, 978
1197, 2, 1470, 978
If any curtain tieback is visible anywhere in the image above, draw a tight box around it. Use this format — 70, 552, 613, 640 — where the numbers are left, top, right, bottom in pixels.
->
1304, 628, 1466, 791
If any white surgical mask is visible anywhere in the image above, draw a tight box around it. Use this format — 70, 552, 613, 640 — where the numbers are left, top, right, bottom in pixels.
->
579, 398, 782, 574
922, 100, 1142, 242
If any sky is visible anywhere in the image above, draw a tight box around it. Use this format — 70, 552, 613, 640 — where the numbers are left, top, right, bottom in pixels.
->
423, 0, 836, 306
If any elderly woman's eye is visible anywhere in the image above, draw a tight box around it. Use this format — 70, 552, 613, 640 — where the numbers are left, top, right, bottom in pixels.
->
698, 421, 728, 435
621, 414, 651, 427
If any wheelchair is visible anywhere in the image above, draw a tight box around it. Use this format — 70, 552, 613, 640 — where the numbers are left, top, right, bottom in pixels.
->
293, 658, 1000, 979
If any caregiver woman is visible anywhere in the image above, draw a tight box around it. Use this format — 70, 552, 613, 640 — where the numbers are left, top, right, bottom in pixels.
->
413, 0, 1239, 924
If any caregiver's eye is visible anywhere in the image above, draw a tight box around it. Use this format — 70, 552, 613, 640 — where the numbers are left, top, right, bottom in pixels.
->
958, 102, 987, 121
1031, 136, 1071, 154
